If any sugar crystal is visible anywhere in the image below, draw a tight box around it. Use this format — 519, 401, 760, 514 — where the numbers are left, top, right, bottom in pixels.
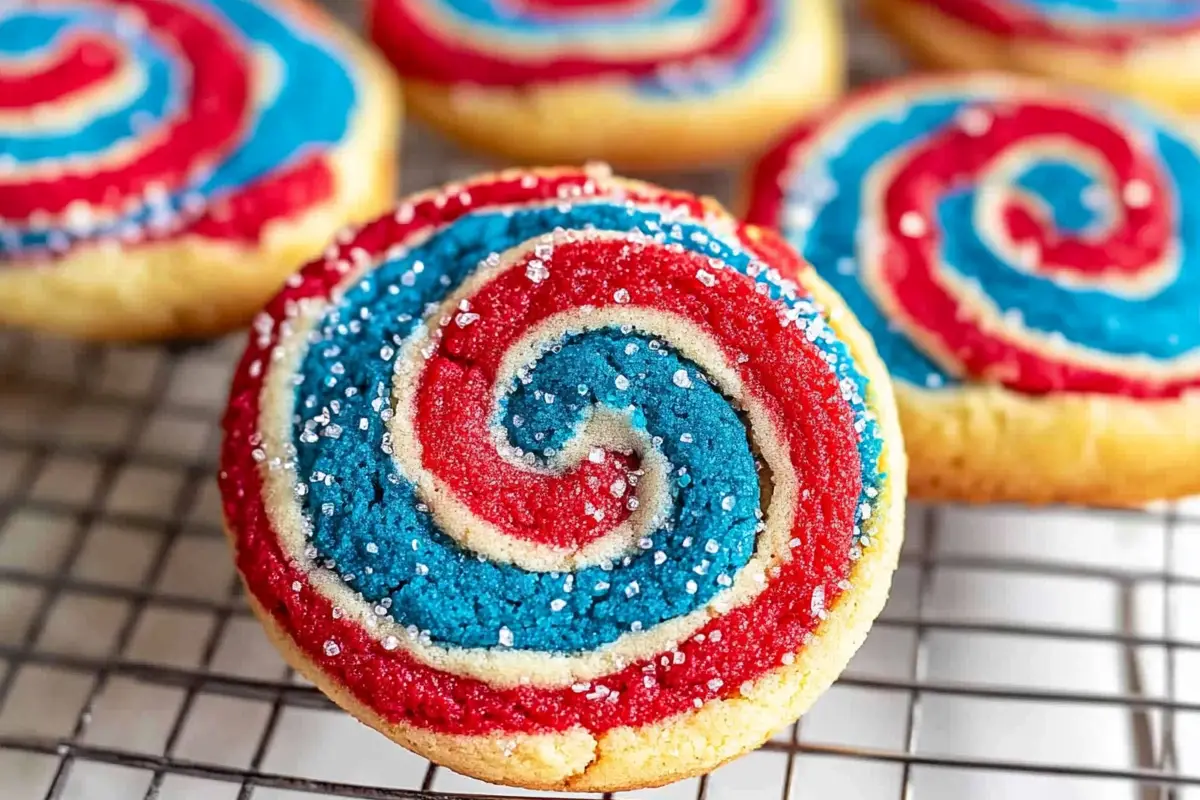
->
810, 585, 826, 618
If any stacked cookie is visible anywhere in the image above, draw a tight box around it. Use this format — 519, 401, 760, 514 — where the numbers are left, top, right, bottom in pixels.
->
0, 0, 401, 340
870, 0, 1200, 110
368, 0, 845, 167
745, 73, 1200, 505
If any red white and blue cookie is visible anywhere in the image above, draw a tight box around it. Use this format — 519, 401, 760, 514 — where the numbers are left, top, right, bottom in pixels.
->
367, 0, 842, 168
869, 0, 1200, 110
746, 73, 1200, 505
219, 168, 904, 790
0, 0, 400, 341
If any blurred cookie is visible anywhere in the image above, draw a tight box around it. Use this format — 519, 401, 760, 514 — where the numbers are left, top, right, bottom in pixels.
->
368, 0, 842, 169
870, 0, 1200, 110
0, 0, 401, 340
220, 167, 905, 790
747, 73, 1200, 505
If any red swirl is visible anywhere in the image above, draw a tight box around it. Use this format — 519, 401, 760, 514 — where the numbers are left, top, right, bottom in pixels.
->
419, 321, 638, 550
748, 85, 1197, 400
0, 35, 121, 108
513, 0, 659, 16
1, 0, 345, 251
875, 101, 1191, 397
887, 103, 1170, 282
0, 0, 250, 220
919, 0, 1200, 51
368, 0, 769, 85
220, 171, 864, 735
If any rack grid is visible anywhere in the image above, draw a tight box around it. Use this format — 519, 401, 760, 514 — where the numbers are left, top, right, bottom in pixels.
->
1, 2, 1199, 797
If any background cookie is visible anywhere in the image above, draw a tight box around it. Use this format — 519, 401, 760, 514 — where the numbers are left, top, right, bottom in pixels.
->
0, 0, 400, 341
220, 167, 904, 790
746, 73, 1200, 506
368, 0, 842, 169
869, 0, 1200, 110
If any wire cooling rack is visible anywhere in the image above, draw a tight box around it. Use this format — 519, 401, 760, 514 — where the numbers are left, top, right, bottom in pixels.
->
3, 2, 1200, 798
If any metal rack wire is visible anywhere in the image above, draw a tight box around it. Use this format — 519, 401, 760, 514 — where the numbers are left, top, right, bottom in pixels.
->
1, 318, 1197, 800
1, 1, 1198, 797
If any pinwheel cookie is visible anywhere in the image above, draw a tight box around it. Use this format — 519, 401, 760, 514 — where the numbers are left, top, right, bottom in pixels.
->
219, 168, 905, 790
0, 0, 400, 341
746, 73, 1200, 505
869, 0, 1200, 110
367, 0, 842, 169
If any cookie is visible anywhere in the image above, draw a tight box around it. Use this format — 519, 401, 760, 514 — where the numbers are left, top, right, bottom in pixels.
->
745, 72, 1200, 505
0, 0, 401, 341
220, 167, 904, 791
869, 0, 1200, 110
367, 0, 842, 169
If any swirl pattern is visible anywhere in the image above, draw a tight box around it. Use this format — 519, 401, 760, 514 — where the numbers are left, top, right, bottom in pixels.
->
368, 0, 782, 96
747, 75, 1200, 399
0, 0, 357, 261
221, 169, 891, 742
918, 0, 1200, 49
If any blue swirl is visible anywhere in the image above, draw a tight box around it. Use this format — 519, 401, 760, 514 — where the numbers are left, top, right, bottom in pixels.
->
1014, 161, 1105, 234
417, 0, 781, 97
784, 90, 1200, 388
292, 202, 884, 653
439, 0, 707, 31
636, 0, 781, 98
0, 10, 178, 163
1011, 0, 1200, 25
0, 0, 356, 256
